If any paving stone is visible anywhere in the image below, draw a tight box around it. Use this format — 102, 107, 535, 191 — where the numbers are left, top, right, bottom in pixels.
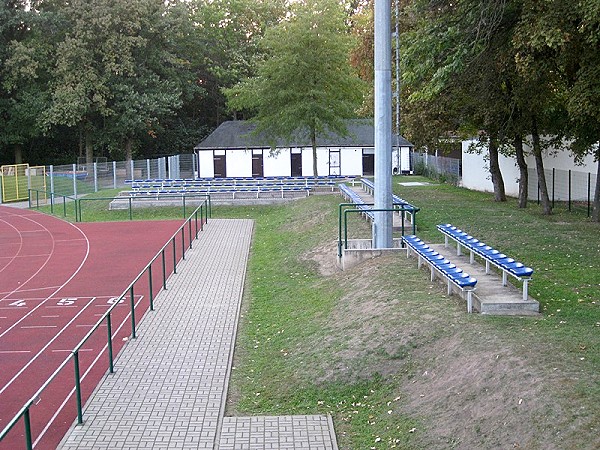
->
58, 219, 338, 450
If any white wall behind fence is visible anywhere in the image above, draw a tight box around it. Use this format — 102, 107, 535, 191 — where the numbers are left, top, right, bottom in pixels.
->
461, 139, 598, 197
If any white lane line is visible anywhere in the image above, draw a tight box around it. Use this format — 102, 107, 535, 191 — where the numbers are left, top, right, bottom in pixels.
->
0, 217, 90, 339
0, 296, 97, 396
34, 296, 145, 448
21, 325, 58, 329
0, 350, 31, 354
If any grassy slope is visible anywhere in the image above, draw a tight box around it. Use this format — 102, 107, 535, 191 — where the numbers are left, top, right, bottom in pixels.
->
216, 178, 599, 449
32, 179, 599, 448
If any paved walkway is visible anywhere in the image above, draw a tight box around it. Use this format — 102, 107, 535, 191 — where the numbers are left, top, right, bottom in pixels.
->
58, 219, 338, 450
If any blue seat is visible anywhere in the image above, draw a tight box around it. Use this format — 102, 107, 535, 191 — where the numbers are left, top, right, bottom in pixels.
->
437, 223, 533, 300
403, 234, 477, 312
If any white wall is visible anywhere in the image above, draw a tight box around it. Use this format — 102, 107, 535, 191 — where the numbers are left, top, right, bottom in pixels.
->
264, 148, 291, 177
196, 146, 371, 177
341, 148, 363, 176
461, 139, 598, 197
226, 150, 252, 178
197, 150, 214, 178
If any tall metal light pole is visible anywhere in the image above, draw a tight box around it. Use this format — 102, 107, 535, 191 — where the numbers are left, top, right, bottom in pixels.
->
373, 0, 393, 249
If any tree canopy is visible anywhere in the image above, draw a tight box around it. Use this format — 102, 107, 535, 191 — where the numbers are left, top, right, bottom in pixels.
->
224, 0, 365, 176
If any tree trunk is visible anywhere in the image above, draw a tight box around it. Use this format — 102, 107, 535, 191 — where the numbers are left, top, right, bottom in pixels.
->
14, 144, 23, 164
531, 118, 552, 215
514, 134, 528, 208
593, 153, 600, 222
125, 138, 133, 180
310, 126, 318, 177
488, 135, 506, 201
85, 128, 93, 168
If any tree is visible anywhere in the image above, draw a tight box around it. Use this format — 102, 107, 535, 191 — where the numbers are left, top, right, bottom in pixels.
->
224, 0, 365, 176
40, 0, 191, 169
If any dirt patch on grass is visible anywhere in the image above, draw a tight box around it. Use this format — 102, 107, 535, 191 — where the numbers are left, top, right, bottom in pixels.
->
296, 251, 598, 449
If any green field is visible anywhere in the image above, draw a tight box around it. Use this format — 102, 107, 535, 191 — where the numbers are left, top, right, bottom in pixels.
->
215, 177, 599, 449
28, 177, 600, 449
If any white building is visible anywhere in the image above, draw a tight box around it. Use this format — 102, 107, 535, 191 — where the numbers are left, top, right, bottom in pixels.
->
461, 138, 598, 199
194, 119, 413, 178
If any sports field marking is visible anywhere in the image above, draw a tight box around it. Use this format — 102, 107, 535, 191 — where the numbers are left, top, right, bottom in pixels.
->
0, 218, 24, 274
0, 350, 31, 354
0, 296, 97, 395
0, 217, 90, 339
0, 216, 54, 293
20, 325, 58, 329
33, 294, 147, 448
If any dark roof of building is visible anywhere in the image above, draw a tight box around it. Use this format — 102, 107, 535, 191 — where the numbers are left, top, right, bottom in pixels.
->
194, 119, 413, 150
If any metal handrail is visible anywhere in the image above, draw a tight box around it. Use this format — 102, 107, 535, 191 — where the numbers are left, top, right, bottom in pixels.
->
27, 189, 212, 223
0, 201, 208, 449
337, 202, 419, 257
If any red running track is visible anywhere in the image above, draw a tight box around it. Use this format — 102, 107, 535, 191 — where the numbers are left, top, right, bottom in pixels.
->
0, 206, 186, 449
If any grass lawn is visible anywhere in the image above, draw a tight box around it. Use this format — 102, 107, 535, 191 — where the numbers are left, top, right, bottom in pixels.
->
29, 177, 599, 448
215, 177, 599, 449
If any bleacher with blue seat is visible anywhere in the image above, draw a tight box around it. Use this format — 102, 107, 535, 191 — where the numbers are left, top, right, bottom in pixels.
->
338, 183, 374, 220
403, 234, 478, 312
437, 224, 533, 300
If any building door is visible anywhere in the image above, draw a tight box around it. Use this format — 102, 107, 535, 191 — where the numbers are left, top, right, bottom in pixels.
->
213, 152, 226, 178
291, 150, 302, 177
362, 149, 375, 176
329, 150, 341, 175
252, 150, 264, 177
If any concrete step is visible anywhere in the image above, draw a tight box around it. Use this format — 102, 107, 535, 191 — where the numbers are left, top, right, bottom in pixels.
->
429, 243, 540, 315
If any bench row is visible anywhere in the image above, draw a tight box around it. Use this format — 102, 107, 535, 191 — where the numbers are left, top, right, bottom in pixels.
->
126, 185, 312, 199
359, 178, 417, 210
403, 235, 478, 313
437, 224, 533, 300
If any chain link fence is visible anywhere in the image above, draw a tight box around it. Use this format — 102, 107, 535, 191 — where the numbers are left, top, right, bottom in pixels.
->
529, 167, 597, 216
411, 152, 462, 185
40, 154, 197, 198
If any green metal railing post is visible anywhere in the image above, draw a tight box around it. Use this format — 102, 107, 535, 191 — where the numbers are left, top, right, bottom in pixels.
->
568, 169, 572, 211
107, 313, 114, 373
63, 196, 67, 217
74, 351, 83, 424
24, 409, 32, 450
182, 196, 186, 218
337, 203, 357, 257
194, 210, 198, 238
172, 238, 177, 274
161, 249, 167, 290
188, 219, 193, 249
181, 228, 186, 260
129, 286, 136, 339
50, 192, 54, 214
148, 265, 154, 311
200, 204, 204, 231
588, 172, 592, 217
128, 197, 133, 221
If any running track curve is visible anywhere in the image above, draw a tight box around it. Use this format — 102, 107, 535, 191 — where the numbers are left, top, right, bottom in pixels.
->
0, 205, 185, 450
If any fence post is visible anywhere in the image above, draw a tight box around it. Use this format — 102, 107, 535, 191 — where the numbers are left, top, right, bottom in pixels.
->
146, 159, 151, 179
552, 168, 555, 208
172, 239, 177, 274
74, 351, 83, 424
113, 161, 117, 189
568, 169, 572, 211
24, 408, 32, 450
588, 172, 592, 217
107, 313, 114, 373
72, 163, 77, 197
93, 162, 98, 192
50, 165, 54, 194
130, 286, 136, 339
148, 265, 154, 311
162, 249, 167, 290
